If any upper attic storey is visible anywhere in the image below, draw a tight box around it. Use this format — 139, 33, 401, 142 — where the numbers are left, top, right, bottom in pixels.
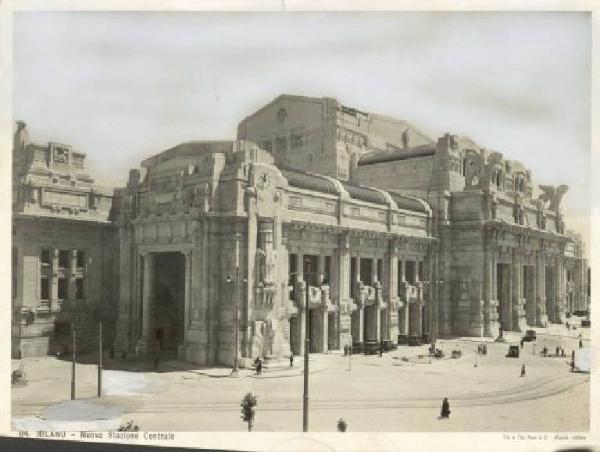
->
13, 121, 93, 182
357, 132, 550, 199
12, 121, 113, 222
237, 94, 433, 181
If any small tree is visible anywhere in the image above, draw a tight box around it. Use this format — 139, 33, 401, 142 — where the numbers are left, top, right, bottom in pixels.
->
337, 418, 347, 432
240, 393, 258, 432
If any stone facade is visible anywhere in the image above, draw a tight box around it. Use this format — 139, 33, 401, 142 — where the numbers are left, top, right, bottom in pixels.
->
111, 140, 433, 366
12, 122, 116, 358
12, 94, 590, 365
238, 94, 590, 343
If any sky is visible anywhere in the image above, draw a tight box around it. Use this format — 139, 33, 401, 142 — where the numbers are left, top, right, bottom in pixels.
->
12, 11, 590, 244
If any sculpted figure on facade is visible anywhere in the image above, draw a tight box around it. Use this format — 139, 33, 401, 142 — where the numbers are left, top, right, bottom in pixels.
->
538, 184, 569, 212
486, 189, 498, 220
481, 152, 504, 188
513, 193, 525, 225
536, 202, 546, 230
463, 150, 482, 188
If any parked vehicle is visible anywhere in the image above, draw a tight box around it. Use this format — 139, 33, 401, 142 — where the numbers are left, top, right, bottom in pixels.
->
523, 330, 537, 342
506, 345, 520, 358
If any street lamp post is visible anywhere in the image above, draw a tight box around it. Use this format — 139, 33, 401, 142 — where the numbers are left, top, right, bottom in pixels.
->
290, 262, 325, 433
226, 269, 243, 377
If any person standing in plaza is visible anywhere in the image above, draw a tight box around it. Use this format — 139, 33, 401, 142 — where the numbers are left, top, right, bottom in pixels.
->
289, 353, 294, 368
579, 339, 583, 349
521, 364, 526, 377
440, 398, 451, 418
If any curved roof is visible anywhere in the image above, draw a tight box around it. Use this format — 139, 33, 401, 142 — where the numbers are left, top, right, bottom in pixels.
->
341, 182, 388, 206
389, 192, 429, 213
358, 145, 436, 166
279, 166, 430, 214
280, 168, 339, 195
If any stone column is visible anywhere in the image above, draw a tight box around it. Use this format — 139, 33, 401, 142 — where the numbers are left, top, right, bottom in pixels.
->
372, 258, 381, 343
401, 260, 409, 336
387, 243, 399, 343
317, 254, 325, 283
535, 250, 547, 327
338, 233, 352, 348
354, 255, 364, 345
554, 254, 564, 323
527, 262, 537, 327
426, 250, 435, 338
484, 229, 497, 337
357, 302, 364, 343
138, 252, 156, 352
512, 249, 525, 331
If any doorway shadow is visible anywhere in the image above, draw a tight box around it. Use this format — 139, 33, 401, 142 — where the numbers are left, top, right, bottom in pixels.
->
54, 350, 210, 373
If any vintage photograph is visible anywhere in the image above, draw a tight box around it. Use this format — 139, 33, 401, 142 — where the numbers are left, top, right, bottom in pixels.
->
10, 10, 591, 437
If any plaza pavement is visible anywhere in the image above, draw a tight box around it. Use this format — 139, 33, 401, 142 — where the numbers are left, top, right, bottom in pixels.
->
12, 322, 590, 432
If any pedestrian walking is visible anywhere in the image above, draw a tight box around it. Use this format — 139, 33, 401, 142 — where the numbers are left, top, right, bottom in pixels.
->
555, 346, 560, 357
520, 339, 524, 349
520, 364, 526, 377
257, 358, 263, 375
571, 359, 575, 372
579, 339, 583, 349
440, 398, 451, 418
289, 353, 294, 367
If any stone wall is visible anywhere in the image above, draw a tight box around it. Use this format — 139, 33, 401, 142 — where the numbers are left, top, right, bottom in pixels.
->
12, 217, 116, 357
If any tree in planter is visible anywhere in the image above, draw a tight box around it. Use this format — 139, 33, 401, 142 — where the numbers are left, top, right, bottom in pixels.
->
337, 418, 347, 432
240, 393, 258, 432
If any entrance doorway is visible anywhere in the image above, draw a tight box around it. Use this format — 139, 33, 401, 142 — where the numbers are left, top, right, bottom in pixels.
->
152, 252, 185, 352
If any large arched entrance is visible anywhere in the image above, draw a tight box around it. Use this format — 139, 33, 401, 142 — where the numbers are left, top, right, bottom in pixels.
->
152, 252, 185, 352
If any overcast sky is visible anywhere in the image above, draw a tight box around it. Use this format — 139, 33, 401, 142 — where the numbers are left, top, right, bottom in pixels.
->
13, 11, 590, 243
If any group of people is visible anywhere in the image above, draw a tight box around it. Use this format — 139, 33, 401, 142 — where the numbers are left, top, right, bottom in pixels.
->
477, 344, 488, 355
